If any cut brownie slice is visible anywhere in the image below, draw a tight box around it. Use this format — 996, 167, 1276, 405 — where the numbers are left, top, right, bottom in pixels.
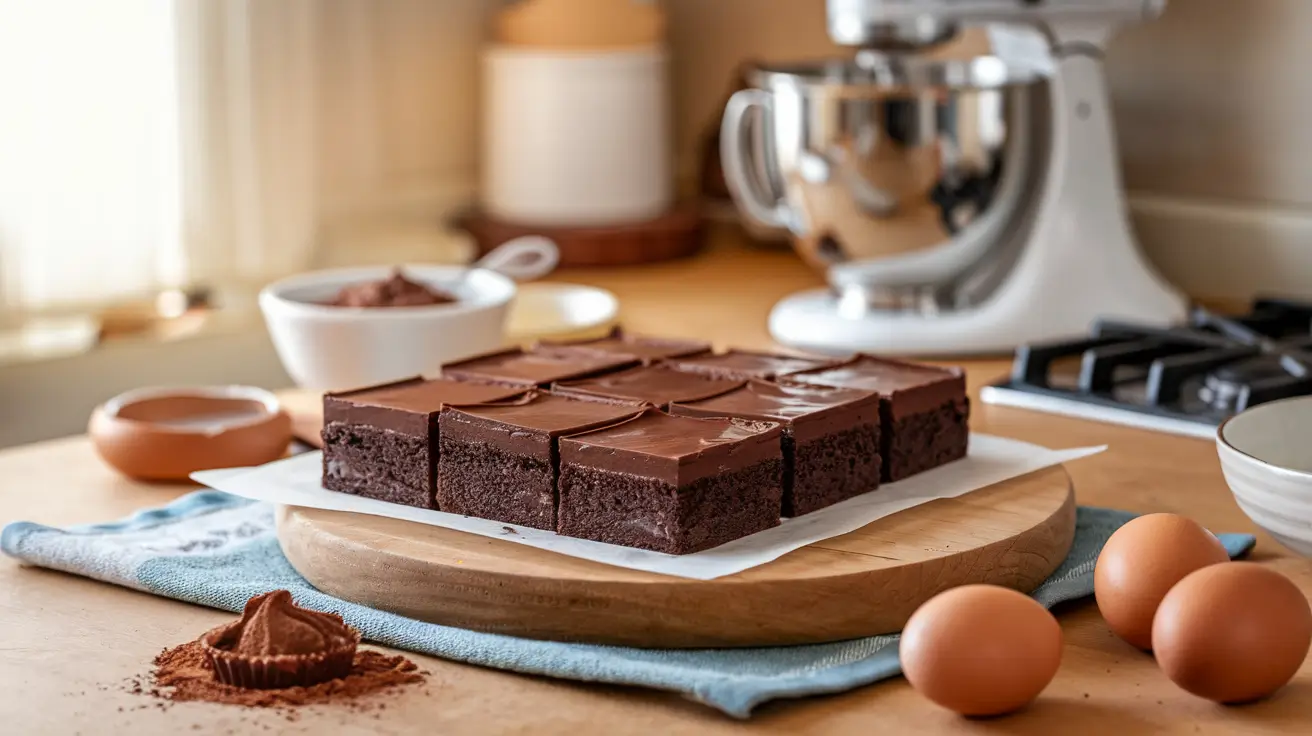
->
538, 327, 711, 366
437, 392, 644, 530
667, 349, 839, 380
440, 347, 638, 388
670, 380, 881, 516
784, 355, 968, 482
558, 409, 784, 554
321, 377, 524, 508
552, 364, 743, 409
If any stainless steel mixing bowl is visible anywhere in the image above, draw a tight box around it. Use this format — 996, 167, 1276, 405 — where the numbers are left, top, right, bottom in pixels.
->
721, 55, 1042, 273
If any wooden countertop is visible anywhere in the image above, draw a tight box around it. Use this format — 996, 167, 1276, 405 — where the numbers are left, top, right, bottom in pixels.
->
2, 241, 1309, 734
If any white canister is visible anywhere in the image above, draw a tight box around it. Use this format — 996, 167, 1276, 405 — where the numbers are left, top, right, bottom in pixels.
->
482, 44, 673, 227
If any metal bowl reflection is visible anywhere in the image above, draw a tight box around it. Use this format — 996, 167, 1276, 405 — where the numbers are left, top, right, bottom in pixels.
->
722, 55, 1041, 271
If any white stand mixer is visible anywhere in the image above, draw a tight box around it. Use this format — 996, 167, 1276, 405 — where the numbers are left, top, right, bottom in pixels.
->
724, 0, 1187, 356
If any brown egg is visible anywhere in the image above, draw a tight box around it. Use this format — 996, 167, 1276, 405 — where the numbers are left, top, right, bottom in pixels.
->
1094, 513, 1229, 650
1153, 562, 1311, 703
90, 386, 292, 481
900, 585, 1063, 716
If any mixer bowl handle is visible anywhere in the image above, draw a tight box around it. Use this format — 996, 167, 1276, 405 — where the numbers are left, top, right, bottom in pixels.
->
720, 88, 793, 230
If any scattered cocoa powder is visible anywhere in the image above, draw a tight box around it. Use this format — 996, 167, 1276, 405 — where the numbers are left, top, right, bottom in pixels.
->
142, 638, 424, 710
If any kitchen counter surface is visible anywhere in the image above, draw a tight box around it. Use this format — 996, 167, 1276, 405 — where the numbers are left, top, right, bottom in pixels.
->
2, 240, 1309, 734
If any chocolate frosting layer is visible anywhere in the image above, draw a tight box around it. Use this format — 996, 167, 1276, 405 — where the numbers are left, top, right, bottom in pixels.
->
440, 391, 645, 457
783, 354, 967, 419
670, 380, 880, 444
669, 349, 838, 379
441, 348, 638, 388
214, 590, 356, 657
540, 327, 711, 365
553, 365, 743, 408
323, 377, 524, 436
560, 409, 782, 486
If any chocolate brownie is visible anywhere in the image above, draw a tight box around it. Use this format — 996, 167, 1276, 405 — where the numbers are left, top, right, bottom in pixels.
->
437, 392, 644, 530
670, 380, 881, 516
667, 349, 838, 380
552, 364, 743, 409
558, 409, 784, 554
784, 355, 968, 482
538, 327, 711, 366
440, 347, 638, 388
321, 377, 524, 508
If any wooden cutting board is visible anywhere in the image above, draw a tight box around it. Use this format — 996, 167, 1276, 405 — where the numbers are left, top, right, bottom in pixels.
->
276, 464, 1076, 648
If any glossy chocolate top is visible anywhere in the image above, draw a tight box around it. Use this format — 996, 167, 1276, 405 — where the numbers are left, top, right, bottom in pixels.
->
784, 354, 966, 419
669, 380, 879, 443
440, 392, 645, 457
560, 409, 782, 486
440, 347, 638, 388
540, 327, 711, 365
669, 349, 837, 379
323, 377, 524, 436
553, 364, 743, 409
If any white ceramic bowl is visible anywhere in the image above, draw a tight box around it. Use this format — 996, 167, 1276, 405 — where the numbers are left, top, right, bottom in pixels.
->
259, 264, 516, 391
1217, 396, 1312, 556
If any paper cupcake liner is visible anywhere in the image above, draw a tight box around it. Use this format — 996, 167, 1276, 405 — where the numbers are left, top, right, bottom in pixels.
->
200, 624, 360, 690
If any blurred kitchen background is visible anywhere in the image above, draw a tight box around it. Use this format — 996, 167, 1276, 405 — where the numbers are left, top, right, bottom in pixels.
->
1, 0, 1309, 447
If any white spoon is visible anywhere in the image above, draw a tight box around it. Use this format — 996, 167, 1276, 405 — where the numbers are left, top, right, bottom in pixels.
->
466, 235, 560, 283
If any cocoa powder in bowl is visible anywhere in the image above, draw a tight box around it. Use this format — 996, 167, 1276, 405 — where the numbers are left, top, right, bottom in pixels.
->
326, 269, 457, 308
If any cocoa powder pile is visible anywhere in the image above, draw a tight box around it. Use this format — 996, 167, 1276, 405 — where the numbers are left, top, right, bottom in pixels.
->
134, 590, 426, 713
327, 269, 457, 308
148, 640, 424, 709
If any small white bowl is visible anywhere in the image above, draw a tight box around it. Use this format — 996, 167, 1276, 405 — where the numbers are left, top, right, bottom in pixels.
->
505, 282, 620, 344
1217, 395, 1312, 556
259, 264, 516, 391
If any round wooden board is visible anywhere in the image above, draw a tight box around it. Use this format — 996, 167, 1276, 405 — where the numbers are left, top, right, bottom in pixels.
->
277, 465, 1076, 648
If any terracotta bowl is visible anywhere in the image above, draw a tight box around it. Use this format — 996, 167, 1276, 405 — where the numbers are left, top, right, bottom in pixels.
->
89, 385, 292, 481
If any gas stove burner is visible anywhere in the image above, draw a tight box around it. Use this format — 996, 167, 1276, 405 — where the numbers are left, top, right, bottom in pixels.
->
1198, 371, 1243, 414
980, 297, 1312, 438
1199, 358, 1306, 413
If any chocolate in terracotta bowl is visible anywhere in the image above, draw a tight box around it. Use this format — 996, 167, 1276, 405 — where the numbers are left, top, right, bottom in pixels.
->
200, 590, 360, 689
326, 268, 458, 308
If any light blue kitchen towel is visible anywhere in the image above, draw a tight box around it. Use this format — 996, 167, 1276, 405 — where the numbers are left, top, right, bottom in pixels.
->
2, 493, 1254, 719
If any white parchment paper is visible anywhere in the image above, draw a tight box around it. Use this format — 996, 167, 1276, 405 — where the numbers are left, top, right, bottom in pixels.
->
192, 434, 1104, 581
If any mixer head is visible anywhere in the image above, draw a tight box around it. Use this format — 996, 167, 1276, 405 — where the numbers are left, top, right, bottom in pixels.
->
827, 0, 1166, 53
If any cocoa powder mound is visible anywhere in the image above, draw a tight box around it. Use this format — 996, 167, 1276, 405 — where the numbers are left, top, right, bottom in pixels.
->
147, 639, 425, 709
327, 269, 457, 308
217, 590, 355, 657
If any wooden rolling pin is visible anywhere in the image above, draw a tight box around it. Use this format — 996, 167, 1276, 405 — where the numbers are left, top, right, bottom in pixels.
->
496, 0, 666, 49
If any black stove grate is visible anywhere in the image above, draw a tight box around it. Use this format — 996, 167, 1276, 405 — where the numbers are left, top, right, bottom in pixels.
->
994, 298, 1312, 429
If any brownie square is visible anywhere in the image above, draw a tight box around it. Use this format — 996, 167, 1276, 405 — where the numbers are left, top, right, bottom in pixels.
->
558, 409, 784, 554
670, 380, 881, 516
321, 377, 525, 508
441, 347, 638, 388
538, 327, 712, 366
667, 349, 839, 380
437, 392, 644, 530
552, 364, 743, 409
784, 355, 968, 482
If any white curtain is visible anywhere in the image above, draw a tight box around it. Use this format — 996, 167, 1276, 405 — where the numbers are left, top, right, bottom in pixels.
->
0, 0, 320, 314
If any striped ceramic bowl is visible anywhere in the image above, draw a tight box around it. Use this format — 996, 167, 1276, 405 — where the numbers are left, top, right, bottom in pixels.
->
1217, 396, 1312, 557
